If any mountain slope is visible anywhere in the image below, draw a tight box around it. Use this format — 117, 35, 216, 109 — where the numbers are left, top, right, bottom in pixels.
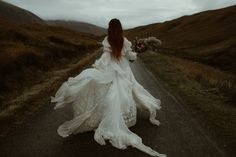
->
0, 17, 99, 106
47, 20, 106, 36
126, 5, 236, 73
0, 0, 44, 24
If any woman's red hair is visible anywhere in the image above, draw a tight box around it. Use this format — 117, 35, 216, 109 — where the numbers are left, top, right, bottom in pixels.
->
108, 19, 124, 61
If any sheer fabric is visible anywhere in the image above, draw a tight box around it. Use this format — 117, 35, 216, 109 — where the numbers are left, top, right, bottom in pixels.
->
51, 36, 166, 157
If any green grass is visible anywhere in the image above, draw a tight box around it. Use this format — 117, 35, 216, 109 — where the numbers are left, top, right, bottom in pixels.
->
139, 51, 236, 156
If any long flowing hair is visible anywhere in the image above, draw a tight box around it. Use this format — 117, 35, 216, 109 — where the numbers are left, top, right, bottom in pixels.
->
108, 18, 124, 61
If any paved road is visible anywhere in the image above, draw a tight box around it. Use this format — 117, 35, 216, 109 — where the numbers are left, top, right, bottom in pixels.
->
0, 58, 226, 157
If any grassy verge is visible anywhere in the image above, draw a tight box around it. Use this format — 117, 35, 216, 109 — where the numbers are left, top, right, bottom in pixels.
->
139, 50, 236, 156
0, 18, 99, 106
0, 49, 102, 136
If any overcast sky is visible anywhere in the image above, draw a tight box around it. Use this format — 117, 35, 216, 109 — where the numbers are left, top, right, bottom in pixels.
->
4, 0, 236, 29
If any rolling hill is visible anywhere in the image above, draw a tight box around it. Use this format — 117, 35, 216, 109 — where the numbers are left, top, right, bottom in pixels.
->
126, 5, 236, 73
47, 20, 107, 36
0, 0, 44, 24
0, 1, 100, 106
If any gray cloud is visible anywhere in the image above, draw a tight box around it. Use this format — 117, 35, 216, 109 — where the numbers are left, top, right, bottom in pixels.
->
4, 0, 236, 29
192, 0, 236, 10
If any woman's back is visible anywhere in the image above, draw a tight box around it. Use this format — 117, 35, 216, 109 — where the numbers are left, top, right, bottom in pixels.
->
101, 36, 137, 70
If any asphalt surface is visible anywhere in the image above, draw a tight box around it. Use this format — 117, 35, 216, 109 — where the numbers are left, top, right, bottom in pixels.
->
0, 58, 226, 157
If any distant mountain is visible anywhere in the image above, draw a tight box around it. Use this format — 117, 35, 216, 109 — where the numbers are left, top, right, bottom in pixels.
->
126, 5, 236, 73
46, 20, 107, 36
0, 0, 44, 24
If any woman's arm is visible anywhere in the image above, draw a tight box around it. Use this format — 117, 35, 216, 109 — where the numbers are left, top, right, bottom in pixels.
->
124, 38, 137, 62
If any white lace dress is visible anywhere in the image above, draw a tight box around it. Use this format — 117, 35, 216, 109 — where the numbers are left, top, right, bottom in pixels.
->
51, 36, 166, 157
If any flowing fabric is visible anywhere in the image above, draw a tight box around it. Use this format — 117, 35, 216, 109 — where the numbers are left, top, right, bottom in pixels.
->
51, 36, 166, 157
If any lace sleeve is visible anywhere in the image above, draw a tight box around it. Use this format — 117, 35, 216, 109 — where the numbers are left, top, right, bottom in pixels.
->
124, 38, 137, 61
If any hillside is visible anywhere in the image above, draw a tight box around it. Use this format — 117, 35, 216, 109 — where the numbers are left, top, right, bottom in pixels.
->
47, 20, 107, 36
0, 12, 100, 107
126, 5, 236, 73
0, 0, 44, 24
0, 18, 99, 104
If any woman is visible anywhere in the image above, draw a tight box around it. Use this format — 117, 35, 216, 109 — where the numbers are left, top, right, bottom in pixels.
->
51, 19, 166, 157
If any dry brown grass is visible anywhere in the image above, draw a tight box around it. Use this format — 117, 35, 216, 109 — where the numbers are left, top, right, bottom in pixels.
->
0, 49, 102, 136
165, 53, 236, 91
126, 5, 236, 73
0, 18, 100, 105
0, 49, 101, 119
140, 51, 236, 156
